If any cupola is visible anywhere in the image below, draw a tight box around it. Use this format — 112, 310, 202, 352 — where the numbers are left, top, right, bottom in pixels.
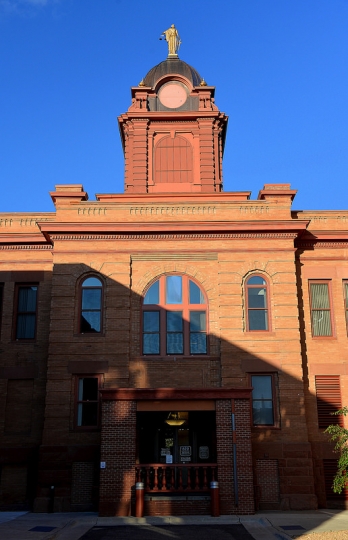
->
118, 25, 228, 194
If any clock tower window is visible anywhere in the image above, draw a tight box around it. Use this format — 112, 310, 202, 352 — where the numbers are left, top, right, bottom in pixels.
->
154, 135, 193, 185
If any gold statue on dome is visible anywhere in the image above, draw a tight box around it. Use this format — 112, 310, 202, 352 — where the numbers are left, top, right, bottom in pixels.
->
160, 24, 181, 56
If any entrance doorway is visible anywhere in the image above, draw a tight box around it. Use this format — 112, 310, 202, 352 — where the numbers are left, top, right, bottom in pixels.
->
136, 410, 216, 492
137, 410, 216, 465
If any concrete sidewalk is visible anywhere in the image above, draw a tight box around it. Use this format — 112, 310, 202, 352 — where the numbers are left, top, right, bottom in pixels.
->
0, 510, 347, 540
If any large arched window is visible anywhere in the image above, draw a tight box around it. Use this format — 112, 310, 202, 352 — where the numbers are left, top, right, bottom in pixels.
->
245, 275, 270, 331
142, 275, 207, 355
154, 135, 193, 184
80, 276, 103, 333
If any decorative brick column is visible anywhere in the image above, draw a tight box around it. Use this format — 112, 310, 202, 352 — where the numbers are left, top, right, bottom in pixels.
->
216, 399, 234, 513
234, 399, 255, 514
216, 398, 254, 514
99, 399, 136, 516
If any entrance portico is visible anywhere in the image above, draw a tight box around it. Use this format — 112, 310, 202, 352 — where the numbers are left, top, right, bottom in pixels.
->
99, 388, 254, 516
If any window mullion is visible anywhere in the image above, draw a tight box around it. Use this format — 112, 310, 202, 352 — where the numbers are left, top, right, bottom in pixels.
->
182, 276, 189, 355
183, 307, 190, 356
160, 307, 166, 356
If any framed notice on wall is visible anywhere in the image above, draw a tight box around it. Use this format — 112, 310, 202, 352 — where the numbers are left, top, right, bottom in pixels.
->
199, 446, 209, 459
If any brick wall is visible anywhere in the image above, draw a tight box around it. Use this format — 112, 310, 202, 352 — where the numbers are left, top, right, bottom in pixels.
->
143, 497, 211, 516
71, 462, 94, 506
256, 459, 279, 509
0, 465, 27, 507
4, 380, 33, 434
234, 399, 254, 514
99, 399, 137, 516
216, 399, 234, 513
0, 269, 52, 509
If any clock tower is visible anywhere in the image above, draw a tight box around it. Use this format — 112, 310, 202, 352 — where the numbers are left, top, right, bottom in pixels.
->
118, 45, 228, 194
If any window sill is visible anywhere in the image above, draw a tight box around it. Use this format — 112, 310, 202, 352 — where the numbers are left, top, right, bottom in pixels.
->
74, 333, 105, 338
13, 338, 36, 343
311, 336, 336, 340
72, 427, 101, 432
245, 331, 276, 337
135, 355, 219, 361
252, 424, 280, 430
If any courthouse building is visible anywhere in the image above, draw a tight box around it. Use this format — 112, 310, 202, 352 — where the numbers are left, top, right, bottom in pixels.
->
0, 29, 347, 515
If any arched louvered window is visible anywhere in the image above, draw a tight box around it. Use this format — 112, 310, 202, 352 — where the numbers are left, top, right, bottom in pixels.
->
154, 135, 193, 184
80, 276, 103, 333
246, 275, 270, 331
142, 275, 207, 356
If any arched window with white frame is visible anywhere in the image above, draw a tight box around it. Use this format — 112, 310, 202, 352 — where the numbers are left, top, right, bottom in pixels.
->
245, 274, 270, 331
79, 276, 103, 333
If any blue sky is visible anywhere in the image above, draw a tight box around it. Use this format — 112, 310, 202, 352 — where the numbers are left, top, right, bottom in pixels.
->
0, 0, 348, 213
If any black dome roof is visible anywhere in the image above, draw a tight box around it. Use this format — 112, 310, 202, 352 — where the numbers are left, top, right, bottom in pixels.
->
143, 58, 202, 88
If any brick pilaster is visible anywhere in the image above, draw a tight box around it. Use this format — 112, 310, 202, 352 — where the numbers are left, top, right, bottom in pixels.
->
216, 398, 254, 515
99, 399, 136, 516
234, 399, 255, 514
198, 118, 215, 191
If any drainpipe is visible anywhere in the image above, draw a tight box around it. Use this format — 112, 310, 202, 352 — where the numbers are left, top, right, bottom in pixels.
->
231, 403, 238, 507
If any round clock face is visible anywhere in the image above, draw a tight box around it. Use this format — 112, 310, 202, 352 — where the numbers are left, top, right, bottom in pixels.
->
158, 83, 188, 108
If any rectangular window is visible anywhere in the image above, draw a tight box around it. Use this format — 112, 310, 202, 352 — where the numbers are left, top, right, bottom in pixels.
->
309, 281, 333, 337
251, 374, 275, 426
344, 281, 348, 334
80, 277, 103, 334
14, 285, 38, 340
0, 284, 3, 339
315, 375, 343, 429
166, 311, 183, 354
189, 311, 207, 354
143, 311, 160, 354
166, 275, 182, 304
81, 288, 101, 332
76, 376, 100, 428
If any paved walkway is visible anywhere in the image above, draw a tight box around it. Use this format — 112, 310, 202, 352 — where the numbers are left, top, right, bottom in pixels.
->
0, 510, 347, 540
80, 523, 254, 540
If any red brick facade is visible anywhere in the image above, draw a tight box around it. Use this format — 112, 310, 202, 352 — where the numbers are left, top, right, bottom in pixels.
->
0, 51, 347, 515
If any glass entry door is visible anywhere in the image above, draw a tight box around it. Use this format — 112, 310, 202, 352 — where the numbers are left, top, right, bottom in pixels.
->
159, 424, 191, 465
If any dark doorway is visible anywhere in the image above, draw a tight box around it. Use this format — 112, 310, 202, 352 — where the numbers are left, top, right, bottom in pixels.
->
136, 410, 217, 491
137, 410, 216, 465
